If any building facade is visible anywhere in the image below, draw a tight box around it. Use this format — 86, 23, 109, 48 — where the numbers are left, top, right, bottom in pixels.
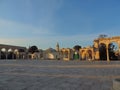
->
1, 36, 120, 61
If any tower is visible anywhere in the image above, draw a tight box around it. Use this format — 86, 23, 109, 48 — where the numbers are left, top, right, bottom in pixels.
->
56, 42, 59, 52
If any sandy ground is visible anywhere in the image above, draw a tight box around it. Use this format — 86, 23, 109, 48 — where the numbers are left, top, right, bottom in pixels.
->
0, 60, 120, 90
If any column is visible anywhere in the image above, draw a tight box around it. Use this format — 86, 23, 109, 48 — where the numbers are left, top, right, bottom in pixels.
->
92, 49, 94, 60
12, 53, 14, 59
67, 50, 70, 60
6, 52, 8, 59
0, 49, 1, 59
106, 43, 110, 61
118, 41, 120, 60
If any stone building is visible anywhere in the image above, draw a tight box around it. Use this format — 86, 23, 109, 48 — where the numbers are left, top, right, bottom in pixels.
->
93, 36, 120, 61
27, 49, 43, 60
60, 48, 74, 60
79, 36, 120, 61
0, 44, 27, 59
1, 36, 120, 61
80, 46, 94, 60
44, 48, 60, 60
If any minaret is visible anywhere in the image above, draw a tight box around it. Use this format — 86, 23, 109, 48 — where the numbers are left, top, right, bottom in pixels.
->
56, 42, 59, 52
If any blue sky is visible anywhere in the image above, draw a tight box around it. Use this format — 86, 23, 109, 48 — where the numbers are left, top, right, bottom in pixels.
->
0, 0, 120, 49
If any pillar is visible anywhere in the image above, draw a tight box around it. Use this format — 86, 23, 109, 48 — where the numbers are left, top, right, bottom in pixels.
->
118, 41, 120, 60
12, 53, 14, 59
6, 52, 8, 59
106, 43, 110, 61
0, 49, 1, 59
92, 49, 94, 60
68, 50, 70, 60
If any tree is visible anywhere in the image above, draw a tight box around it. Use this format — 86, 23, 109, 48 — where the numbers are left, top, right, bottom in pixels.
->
98, 34, 108, 39
99, 43, 118, 60
73, 45, 81, 51
108, 43, 118, 60
19, 49, 25, 52
28, 46, 38, 54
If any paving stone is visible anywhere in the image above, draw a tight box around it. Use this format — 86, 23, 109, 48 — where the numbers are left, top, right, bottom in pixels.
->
0, 60, 119, 90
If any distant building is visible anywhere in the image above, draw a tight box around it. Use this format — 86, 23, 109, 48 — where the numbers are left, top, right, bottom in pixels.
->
79, 36, 120, 61
1, 36, 120, 61
44, 48, 59, 60
0, 44, 27, 59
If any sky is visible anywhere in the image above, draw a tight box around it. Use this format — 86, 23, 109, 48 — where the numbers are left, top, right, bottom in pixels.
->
0, 0, 120, 49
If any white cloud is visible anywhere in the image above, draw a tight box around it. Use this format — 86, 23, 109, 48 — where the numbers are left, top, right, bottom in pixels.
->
0, 19, 53, 37
0, 0, 100, 49
0, 0, 64, 38
0, 33, 98, 49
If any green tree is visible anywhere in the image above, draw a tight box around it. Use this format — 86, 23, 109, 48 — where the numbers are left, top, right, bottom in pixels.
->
108, 43, 118, 60
28, 46, 38, 54
98, 34, 108, 38
73, 45, 81, 51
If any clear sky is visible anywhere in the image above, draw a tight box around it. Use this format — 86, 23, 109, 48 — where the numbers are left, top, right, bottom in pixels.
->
0, 0, 120, 49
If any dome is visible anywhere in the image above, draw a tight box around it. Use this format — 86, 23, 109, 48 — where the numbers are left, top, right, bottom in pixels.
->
45, 48, 56, 53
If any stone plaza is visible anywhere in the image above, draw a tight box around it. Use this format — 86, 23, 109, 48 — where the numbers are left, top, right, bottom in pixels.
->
0, 60, 120, 90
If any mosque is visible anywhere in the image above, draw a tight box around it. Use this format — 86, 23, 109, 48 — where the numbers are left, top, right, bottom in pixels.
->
0, 36, 120, 61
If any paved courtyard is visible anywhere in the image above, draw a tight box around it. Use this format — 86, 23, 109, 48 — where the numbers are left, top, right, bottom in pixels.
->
0, 60, 120, 90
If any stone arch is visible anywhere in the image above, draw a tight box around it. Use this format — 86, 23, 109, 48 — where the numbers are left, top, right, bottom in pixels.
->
8, 48, 13, 52
81, 50, 86, 60
0, 44, 27, 60
109, 41, 119, 46
14, 49, 19, 59
64, 50, 68, 58
60, 48, 73, 60
87, 50, 92, 60
7, 48, 15, 59
108, 42, 119, 60
1, 48, 7, 59
73, 50, 80, 60
1, 48, 7, 52
14, 49, 19, 53
94, 36, 120, 61
99, 43, 107, 60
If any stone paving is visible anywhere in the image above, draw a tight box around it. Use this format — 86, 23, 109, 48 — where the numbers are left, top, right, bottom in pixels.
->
0, 60, 120, 90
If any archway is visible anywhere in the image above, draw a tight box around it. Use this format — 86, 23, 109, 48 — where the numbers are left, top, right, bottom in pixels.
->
18, 49, 25, 59
73, 51, 79, 60
64, 51, 68, 58
14, 49, 19, 59
87, 50, 92, 60
108, 42, 119, 60
81, 50, 86, 60
1, 48, 7, 59
7, 49, 14, 59
99, 43, 107, 60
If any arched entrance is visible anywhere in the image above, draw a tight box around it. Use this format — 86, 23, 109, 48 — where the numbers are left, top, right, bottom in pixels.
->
73, 51, 79, 60
14, 49, 19, 59
1, 48, 7, 59
7, 49, 14, 59
81, 50, 86, 60
94, 36, 120, 61
64, 51, 68, 58
108, 42, 119, 60
99, 43, 107, 60
87, 50, 92, 60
